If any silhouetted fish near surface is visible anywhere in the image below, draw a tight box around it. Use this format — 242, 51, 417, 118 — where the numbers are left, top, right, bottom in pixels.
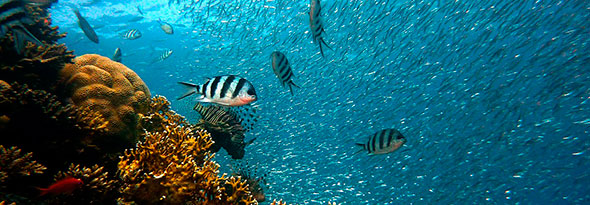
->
71, 7, 98, 43
136, 5, 143, 15
309, 0, 332, 57
356, 129, 406, 155
157, 18, 173, 34
178, 75, 257, 107
271, 51, 300, 95
0, 0, 45, 54
122, 29, 141, 40
112, 48, 121, 62
153, 49, 172, 63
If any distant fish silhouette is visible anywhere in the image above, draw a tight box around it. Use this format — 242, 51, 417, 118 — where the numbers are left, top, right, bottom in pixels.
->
112, 48, 121, 62
71, 7, 99, 43
157, 18, 174, 34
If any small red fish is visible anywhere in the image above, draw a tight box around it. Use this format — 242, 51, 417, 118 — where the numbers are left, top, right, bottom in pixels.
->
37, 177, 83, 196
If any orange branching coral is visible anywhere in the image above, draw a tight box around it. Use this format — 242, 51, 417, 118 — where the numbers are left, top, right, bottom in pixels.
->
271, 199, 288, 205
118, 128, 217, 203
59, 54, 151, 147
47, 164, 118, 204
119, 96, 257, 204
0, 145, 46, 184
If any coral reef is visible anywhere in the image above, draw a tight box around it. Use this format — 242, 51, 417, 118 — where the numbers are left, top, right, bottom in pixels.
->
0, 5, 74, 91
58, 54, 151, 148
231, 161, 268, 202
45, 164, 118, 204
193, 103, 253, 159
0, 80, 115, 198
118, 96, 256, 204
0, 145, 46, 184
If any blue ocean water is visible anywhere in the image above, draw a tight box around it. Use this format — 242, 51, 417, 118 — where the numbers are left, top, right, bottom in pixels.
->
51, 0, 589, 204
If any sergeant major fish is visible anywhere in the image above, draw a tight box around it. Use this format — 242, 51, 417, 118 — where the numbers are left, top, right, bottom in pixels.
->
271, 51, 300, 95
0, 0, 45, 54
178, 75, 257, 107
71, 7, 98, 43
153, 49, 172, 63
112, 47, 121, 62
309, 0, 331, 58
122, 29, 141, 40
157, 18, 173, 34
356, 129, 406, 155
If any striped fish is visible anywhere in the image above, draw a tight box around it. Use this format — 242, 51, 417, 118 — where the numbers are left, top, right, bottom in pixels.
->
0, 0, 44, 54
193, 103, 258, 133
71, 7, 98, 43
178, 75, 257, 107
122, 29, 141, 40
356, 129, 406, 155
112, 48, 121, 62
153, 49, 172, 62
309, 0, 332, 58
271, 51, 300, 95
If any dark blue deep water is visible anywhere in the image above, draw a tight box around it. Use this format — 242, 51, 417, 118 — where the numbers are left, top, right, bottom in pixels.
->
51, 0, 589, 204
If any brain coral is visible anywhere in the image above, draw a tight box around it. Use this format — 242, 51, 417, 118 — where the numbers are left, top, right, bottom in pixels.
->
59, 54, 150, 148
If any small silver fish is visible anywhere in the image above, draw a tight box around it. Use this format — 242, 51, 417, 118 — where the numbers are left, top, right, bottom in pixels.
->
122, 29, 141, 40
112, 48, 121, 62
271, 51, 300, 95
157, 18, 173, 34
356, 129, 406, 155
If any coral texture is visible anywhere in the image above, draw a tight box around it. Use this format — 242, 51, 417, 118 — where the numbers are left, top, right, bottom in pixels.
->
59, 54, 151, 147
47, 164, 118, 204
118, 96, 256, 204
0, 5, 73, 91
0, 145, 46, 184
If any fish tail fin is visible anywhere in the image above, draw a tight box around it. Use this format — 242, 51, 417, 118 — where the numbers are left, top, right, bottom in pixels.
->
288, 82, 300, 96
245, 137, 256, 145
12, 25, 44, 54
319, 37, 332, 56
177, 82, 200, 100
36, 187, 49, 196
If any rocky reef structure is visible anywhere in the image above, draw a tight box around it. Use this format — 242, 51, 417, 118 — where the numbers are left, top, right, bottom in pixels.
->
0, 145, 46, 184
58, 54, 151, 150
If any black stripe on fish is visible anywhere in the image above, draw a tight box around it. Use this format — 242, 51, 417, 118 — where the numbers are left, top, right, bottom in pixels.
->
202, 79, 210, 97
220, 75, 235, 99
209, 76, 221, 99
379, 129, 386, 150
233, 78, 247, 98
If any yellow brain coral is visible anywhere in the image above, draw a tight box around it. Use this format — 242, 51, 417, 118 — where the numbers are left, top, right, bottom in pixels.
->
59, 54, 150, 145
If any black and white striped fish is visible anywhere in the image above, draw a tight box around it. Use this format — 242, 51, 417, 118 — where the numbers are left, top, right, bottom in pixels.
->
0, 0, 44, 54
153, 49, 172, 62
309, 0, 331, 58
178, 75, 257, 107
122, 29, 141, 40
356, 129, 406, 155
271, 51, 300, 95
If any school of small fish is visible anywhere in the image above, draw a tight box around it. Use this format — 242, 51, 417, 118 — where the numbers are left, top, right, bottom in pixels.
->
9, 0, 588, 203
